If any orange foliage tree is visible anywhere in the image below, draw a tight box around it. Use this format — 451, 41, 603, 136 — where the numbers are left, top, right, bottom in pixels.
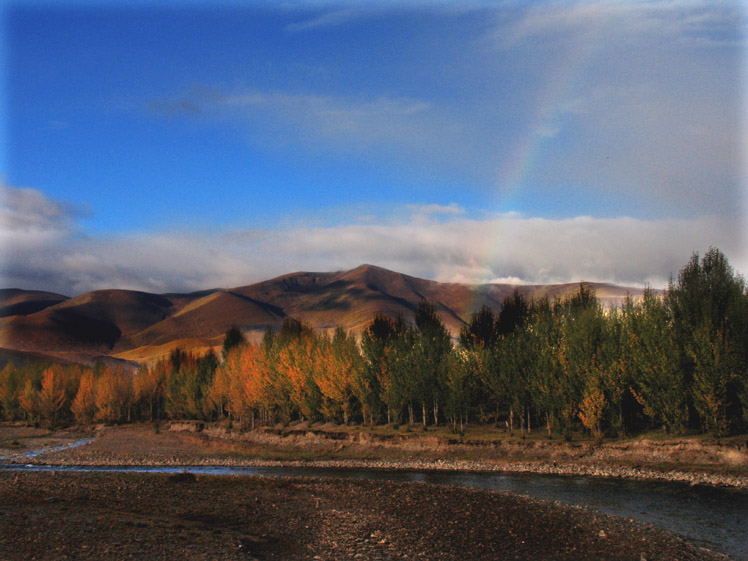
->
133, 362, 167, 421
72, 370, 97, 424
315, 328, 362, 424
95, 367, 132, 423
277, 334, 321, 422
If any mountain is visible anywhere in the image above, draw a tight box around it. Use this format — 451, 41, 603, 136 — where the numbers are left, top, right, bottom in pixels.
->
0, 289, 69, 318
0, 264, 644, 366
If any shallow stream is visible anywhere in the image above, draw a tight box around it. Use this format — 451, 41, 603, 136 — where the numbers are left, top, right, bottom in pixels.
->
1, 440, 746, 559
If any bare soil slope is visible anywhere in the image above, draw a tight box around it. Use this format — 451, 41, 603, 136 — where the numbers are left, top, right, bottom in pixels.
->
0, 265, 644, 365
0, 288, 69, 318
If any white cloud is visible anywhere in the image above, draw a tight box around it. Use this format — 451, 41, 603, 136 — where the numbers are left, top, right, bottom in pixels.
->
0, 183, 74, 232
2, 184, 745, 295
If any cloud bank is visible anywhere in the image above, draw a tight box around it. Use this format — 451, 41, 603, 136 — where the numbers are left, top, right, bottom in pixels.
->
2, 183, 744, 296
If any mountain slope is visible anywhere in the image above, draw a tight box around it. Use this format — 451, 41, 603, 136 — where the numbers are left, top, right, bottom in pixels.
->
0, 289, 69, 318
0, 264, 644, 365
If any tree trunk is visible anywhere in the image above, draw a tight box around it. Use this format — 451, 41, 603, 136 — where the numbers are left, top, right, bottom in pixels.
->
509, 406, 514, 436
527, 407, 531, 434
422, 403, 427, 427
433, 399, 439, 426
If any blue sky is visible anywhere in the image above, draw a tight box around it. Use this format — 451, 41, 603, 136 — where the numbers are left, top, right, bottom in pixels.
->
2, 1, 746, 295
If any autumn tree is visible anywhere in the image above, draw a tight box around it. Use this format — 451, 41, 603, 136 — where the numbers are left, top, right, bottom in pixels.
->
38, 365, 72, 427
19, 378, 40, 424
316, 328, 362, 424
133, 362, 167, 421
72, 370, 97, 424
281, 336, 321, 421
95, 367, 133, 423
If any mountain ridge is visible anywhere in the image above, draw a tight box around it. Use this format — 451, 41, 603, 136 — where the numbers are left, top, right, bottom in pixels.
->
0, 264, 644, 366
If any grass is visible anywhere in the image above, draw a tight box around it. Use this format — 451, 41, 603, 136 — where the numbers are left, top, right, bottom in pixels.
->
199, 422, 748, 473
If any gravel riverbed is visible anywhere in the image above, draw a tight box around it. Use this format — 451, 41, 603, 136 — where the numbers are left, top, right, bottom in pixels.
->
1, 424, 743, 560
0, 470, 731, 561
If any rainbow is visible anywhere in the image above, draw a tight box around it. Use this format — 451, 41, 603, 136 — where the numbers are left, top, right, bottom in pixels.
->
469, 17, 608, 305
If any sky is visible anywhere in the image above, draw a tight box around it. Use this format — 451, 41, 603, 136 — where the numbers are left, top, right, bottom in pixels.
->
1, 0, 747, 296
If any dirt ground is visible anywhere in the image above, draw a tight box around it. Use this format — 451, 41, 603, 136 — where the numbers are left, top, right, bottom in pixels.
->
0, 423, 741, 560
3, 423, 746, 488
0, 470, 728, 561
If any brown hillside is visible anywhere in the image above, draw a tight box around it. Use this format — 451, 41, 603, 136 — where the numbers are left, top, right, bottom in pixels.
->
130, 290, 285, 348
0, 265, 644, 366
0, 290, 176, 352
0, 288, 69, 318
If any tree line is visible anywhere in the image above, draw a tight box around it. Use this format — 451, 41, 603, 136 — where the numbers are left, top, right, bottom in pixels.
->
2, 248, 746, 438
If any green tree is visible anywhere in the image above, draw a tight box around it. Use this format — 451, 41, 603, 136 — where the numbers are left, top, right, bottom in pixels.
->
526, 297, 564, 438
0, 363, 24, 420
630, 289, 687, 433
359, 315, 404, 424
689, 324, 738, 436
222, 325, 246, 360
496, 289, 530, 337
667, 248, 747, 430
412, 300, 452, 426
459, 305, 498, 350
444, 349, 473, 433
165, 350, 217, 420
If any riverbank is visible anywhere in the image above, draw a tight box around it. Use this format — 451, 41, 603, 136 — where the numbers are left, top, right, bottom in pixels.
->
0, 470, 730, 561
3, 422, 747, 489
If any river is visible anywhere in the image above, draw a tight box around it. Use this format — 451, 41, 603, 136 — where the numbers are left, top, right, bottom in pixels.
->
2, 458, 746, 560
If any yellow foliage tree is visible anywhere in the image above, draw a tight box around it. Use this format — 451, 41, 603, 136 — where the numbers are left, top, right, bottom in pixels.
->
95, 368, 132, 423
315, 329, 361, 424
71, 370, 96, 425
19, 378, 40, 424
578, 381, 606, 438
38, 365, 69, 428
134, 363, 166, 421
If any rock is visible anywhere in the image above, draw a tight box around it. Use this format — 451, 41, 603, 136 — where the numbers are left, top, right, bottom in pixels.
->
168, 472, 196, 483
598, 530, 607, 538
